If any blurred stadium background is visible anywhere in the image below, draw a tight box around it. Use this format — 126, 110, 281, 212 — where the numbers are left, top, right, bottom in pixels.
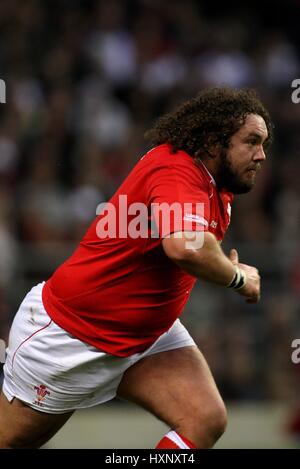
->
0, 0, 300, 448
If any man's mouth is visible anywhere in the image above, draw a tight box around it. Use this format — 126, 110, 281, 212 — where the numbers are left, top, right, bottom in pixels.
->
247, 164, 261, 173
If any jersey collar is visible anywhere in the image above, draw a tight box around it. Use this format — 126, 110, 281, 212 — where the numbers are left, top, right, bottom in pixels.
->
199, 160, 216, 186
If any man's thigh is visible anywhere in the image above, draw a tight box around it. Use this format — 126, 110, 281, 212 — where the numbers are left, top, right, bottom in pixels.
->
0, 391, 73, 448
117, 345, 225, 432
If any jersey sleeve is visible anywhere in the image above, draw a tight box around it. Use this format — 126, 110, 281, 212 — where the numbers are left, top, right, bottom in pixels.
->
147, 162, 211, 238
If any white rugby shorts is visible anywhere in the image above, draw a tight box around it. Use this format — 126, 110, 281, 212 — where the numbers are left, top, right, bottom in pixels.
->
2, 282, 195, 414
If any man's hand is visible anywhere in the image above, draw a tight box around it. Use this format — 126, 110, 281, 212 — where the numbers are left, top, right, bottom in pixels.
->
162, 232, 260, 303
229, 249, 261, 303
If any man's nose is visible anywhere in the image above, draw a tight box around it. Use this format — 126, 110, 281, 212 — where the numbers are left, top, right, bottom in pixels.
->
254, 145, 266, 162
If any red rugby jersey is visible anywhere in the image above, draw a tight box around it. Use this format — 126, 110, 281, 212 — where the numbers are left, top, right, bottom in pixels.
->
42, 144, 233, 356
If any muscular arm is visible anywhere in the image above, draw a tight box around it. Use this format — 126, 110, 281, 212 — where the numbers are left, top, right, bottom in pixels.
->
162, 231, 235, 286
162, 231, 261, 303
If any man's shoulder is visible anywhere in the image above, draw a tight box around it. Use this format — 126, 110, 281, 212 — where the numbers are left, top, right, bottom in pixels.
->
141, 144, 192, 165
135, 145, 210, 195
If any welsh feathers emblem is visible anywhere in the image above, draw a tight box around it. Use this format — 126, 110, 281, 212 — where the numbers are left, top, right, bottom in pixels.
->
34, 384, 50, 406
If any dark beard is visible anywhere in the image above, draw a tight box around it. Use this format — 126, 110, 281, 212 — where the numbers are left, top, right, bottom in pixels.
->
215, 153, 253, 194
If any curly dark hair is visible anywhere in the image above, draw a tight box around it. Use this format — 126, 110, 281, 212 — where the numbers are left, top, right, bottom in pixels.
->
144, 87, 273, 158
